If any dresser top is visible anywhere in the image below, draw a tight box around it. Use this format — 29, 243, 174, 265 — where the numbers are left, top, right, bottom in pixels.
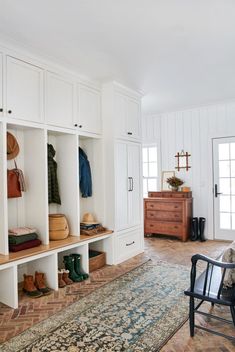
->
147, 191, 192, 199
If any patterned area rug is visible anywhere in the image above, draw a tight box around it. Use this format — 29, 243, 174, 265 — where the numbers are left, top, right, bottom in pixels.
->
1, 261, 190, 352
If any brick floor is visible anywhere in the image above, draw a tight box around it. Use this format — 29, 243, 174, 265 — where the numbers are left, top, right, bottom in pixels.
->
0, 235, 234, 351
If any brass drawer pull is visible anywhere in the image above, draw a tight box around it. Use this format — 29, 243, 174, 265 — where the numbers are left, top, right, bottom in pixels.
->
126, 241, 135, 246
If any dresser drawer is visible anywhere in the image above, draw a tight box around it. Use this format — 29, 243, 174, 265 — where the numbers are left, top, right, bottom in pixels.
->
116, 229, 141, 263
145, 221, 183, 235
146, 210, 182, 222
145, 202, 182, 212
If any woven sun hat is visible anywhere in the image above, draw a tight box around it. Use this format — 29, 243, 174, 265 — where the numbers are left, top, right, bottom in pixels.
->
81, 213, 100, 224
7, 132, 20, 160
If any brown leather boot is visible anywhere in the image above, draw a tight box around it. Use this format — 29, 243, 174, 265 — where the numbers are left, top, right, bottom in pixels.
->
58, 270, 66, 288
62, 269, 73, 285
23, 274, 43, 298
34, 272, 52, 296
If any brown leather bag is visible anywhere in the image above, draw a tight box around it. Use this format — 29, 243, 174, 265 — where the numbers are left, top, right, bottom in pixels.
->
7, 168, 22, 198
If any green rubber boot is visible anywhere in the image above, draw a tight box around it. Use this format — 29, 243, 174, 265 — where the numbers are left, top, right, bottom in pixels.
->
71, 254, 89, 280
63, 256, 83, 282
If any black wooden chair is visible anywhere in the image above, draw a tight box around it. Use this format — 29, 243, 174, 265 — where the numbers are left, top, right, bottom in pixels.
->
184, 254, 235, 341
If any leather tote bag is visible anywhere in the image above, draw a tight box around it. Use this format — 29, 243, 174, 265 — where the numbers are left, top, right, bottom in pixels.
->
7, 162, 22, 198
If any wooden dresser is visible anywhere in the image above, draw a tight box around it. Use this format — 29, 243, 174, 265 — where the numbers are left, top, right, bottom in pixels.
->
144, 191, 192, 242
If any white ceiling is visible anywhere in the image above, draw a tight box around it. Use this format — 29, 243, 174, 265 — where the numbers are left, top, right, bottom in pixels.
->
0, 0, 235, 113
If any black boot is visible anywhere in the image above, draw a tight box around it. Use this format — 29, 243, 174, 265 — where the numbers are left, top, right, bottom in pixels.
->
190, 218, 198, 241
63, 256, 83, 282
199, 217, 206, 242
70, 254, 89, 280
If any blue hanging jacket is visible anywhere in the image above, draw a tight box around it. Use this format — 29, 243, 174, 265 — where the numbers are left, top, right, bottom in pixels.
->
79, 147, 92, 198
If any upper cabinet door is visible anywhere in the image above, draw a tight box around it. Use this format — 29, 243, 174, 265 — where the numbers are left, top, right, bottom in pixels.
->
0, 53, 3, 117
46, 72, 75, 129
114, 93, 127, 138
77, 84, 101, 134
126, 99, 141, 140
6, 56, 43, 123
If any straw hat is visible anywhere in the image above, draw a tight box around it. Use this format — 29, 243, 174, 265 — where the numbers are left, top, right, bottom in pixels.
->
7, 132, 20, 160
81, 213, 99, 224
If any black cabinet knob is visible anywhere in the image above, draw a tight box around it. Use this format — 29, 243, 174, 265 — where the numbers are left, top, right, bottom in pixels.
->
74, 124, 78, 127
127, 132, 133, 135
0, 108, 3, 112
79, 125, 82, 128
8, 110, 12, 114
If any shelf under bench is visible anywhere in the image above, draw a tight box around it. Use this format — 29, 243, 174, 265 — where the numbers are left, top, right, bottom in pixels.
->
0, 231, 113, 266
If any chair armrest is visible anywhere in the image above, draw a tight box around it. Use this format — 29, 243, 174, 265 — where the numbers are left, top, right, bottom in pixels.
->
191, 254, 235, 269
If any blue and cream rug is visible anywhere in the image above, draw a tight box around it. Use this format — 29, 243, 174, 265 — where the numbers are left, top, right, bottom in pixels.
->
2, 261, 190, 352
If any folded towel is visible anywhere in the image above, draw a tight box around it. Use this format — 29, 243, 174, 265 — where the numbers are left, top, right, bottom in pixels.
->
8, 227, 37, 236
9, 233, 38, 245
9, 239, 42, 252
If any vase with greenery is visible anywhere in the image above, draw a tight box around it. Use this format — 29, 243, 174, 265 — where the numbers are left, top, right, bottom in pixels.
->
166, 176, 184, 192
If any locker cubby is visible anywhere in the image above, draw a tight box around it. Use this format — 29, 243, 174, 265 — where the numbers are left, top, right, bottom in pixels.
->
0, 265, 18, 309
7, 124, 48, 246
17, 253, 58, 290
57, 243, 89, 274
88, 235, 114, 265
79, 136, 104, 226
47, 130, 79, 236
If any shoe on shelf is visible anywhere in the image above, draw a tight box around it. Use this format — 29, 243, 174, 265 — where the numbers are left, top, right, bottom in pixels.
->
70, 253, 89, 280
62, 269, 73, 285
58, 270, 66, 288
23, 274, 43, 298
34, 271, 53, 296
63, 256, 83, 282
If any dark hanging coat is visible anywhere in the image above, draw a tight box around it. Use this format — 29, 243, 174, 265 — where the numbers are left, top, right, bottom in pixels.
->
48, 144, 61, 204
79, 147, 92, 198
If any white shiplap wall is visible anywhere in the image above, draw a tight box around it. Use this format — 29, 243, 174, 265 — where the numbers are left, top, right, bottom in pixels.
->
143, 101, 235, 239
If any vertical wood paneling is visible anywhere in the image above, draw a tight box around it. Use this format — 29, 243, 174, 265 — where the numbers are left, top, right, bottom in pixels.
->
143, 100, 235, 239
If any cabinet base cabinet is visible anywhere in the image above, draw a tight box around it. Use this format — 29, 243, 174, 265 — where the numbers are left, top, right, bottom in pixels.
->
115, 227, 144, 264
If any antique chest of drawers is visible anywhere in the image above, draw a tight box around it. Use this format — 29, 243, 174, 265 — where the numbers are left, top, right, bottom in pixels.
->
144, 191, 192, 242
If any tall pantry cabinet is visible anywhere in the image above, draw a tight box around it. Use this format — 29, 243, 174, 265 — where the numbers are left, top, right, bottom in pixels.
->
102, 82, 144, 264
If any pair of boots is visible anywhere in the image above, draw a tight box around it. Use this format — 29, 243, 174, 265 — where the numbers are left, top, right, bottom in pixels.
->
23, 272, 52, 298
63, 254, 89, 283
58, 269, 73, 288
191, 217, 206, 242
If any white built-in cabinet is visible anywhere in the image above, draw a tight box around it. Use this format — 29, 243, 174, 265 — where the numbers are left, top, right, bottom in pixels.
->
6, 56, 44, 123
46, 72, 75, 128
0, 53, 3, 116
77, 84, 101, 134
102, 82, 144, 264
115, 92, 141, 140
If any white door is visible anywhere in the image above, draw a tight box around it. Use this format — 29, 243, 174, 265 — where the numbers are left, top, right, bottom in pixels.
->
127, 99, 141, 140
115, 142, 129, 230
128, 143, 141, 227
77, 84, 101, 134
6, 56, 43, 123
114, 93, 127, 138
213, 137, 235, 240
46, 72, 75, 128
0, 53, 3, 117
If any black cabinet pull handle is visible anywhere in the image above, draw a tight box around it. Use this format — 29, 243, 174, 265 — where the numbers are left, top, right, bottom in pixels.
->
8, 110, 12, 114
0, 108, 3, 112
79, 125, 82, 128
74, 124, 78, 127
127, 132, 133, 135
215, 184, 222, 198
126, 241, 135, 246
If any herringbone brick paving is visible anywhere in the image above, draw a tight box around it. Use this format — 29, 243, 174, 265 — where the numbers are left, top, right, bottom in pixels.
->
0, 235, 234, 351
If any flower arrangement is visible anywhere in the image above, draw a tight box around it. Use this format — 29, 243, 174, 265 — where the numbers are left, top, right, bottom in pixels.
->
166, 176, 184, 191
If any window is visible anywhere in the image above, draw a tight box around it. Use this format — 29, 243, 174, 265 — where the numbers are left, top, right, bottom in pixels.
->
143, 145, 158, 197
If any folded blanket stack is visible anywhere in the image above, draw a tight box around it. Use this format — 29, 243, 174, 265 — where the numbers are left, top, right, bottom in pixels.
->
8, 227, 42, 252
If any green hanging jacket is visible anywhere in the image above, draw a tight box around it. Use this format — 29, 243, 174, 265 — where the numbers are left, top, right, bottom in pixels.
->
48, 144, 61, 205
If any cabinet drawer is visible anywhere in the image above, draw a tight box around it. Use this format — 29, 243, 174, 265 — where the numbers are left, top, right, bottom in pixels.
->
117, 230, 141, 262
145, 202, 182, 212
146, 210, 182, 222
145, 221, 183, 235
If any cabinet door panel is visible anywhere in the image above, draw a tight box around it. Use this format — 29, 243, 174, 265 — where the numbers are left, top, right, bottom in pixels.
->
115, 93, 127, 137
115, 142, 129, 230
46, 72, 74, 128
0, 53, 3, 116
6, 56, 43, 122
128, 143, 141, 227
127, 99, 141, 139
78, 85, 101, 134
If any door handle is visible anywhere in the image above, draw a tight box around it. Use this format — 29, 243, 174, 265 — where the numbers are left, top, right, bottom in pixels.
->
215, 184, 222, 198
128, 177, 132, 191
130, 177, 134, 191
